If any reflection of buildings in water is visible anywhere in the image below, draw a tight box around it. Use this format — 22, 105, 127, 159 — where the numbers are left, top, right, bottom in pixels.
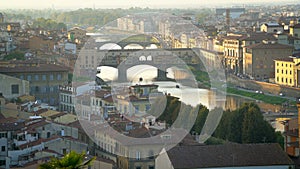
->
225, 95, 283, 112
225, 95, 242, 111
207, 89, 226, 110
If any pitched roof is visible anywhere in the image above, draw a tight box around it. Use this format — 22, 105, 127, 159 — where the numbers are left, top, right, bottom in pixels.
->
263, 23, 281, 27
239, 32, 277, 41
0, 64, 69, 73
0, 121, 25, 131
274, 58, 294, 62
290, 24, 300, 29
245, 42, 294, 49
167, 143, 294, 168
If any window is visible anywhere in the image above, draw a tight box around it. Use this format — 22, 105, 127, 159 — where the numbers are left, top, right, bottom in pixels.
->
277, 69, 279, 73
146, 105, 151, 111
35, 75, 39, 81
57, 74, 62, 80
1, 146, 5, 152
0, 133, 7, 138
20, 75, 24, 80
149, 166, 155, 169
149, 150, 154, 159
290, 79, 292, 84
27, 75, 31, 81
42, 75, 46, 81
136, 151, 141, 160
11, 84, 19, 94
136, 167, 141, 169
0, 160, 5, 166
35, 86, 39, 92
49, 74, 54, 81
41, 86, 47, 93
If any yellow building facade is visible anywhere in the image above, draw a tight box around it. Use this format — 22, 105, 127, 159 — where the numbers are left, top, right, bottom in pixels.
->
275, 57, 300, 87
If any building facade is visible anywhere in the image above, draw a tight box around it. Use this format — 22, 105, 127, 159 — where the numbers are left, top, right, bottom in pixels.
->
0, 73, 30, 99
0, 62, 69, 105
243, 41, 294, 80
274, 57, 300, 87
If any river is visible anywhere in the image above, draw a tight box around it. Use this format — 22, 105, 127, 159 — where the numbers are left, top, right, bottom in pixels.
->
96, 66, 284, 113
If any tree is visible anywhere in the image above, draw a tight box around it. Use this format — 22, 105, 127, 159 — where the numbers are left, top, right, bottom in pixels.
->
3, 51, 25, 61
39, 151, 95, 169
214, 102, 278, 145
191, 105, 209, 134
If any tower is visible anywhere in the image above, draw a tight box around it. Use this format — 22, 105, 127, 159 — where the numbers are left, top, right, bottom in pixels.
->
225, 9, 230, 27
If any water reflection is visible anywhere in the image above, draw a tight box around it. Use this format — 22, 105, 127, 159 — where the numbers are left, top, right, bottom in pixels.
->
97, 66, 284, 112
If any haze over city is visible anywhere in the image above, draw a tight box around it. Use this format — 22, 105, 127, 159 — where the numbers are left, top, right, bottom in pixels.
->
1, 0, 300, 168
0, 0, 298, 9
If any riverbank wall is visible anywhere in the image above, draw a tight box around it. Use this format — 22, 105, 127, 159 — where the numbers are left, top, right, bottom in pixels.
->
227, 75, 300, 99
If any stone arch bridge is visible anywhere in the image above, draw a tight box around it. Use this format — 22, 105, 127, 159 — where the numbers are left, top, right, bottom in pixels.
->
77, 47, 204, 82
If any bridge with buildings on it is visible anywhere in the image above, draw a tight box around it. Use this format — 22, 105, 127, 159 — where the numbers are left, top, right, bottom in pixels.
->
85, 33, 162, 49
91, 41, 161, 50
77, 38, 218, 82
96, 48, 203, 82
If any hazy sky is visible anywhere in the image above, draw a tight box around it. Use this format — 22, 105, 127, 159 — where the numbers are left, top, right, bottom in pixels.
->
0, 0, 298, 9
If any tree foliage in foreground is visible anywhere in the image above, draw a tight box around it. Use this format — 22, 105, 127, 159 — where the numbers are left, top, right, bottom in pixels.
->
3, 51, 25, 61
39, 151, 95, 169
214, 103, 283, 147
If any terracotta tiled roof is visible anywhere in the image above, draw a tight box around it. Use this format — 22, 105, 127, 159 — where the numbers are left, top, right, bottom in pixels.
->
239, 32, 276, 41
0, 64, 69, 73
291, 24, 300, 28
0, 121, 25, 131
19, 135, 60, 149
167, 143, 294, 168
94, 90, 111, 98
274, 58, 294, 62
245, 42, 294, 49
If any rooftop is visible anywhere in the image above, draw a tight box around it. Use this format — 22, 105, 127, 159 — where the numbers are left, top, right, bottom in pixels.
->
0, 63, 69, 73
167, 143, 294, 168
245, 42, 294, 49
274, 58, 294, 62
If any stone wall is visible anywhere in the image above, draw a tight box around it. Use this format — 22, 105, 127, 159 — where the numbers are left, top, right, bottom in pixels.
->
227, 75, 300, 98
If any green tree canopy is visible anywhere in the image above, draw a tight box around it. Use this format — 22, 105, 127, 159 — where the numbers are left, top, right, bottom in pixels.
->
214, 103, 280, 145
39, 151, 95, 169
3, 51, 25, 61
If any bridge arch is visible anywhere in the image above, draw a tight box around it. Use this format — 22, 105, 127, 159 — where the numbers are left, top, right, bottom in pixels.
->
96, 66, 118, 81
99, 43, 122, 50
123, 43, 144, 49
127, 64, 158, 82
145, 44, 159, 49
